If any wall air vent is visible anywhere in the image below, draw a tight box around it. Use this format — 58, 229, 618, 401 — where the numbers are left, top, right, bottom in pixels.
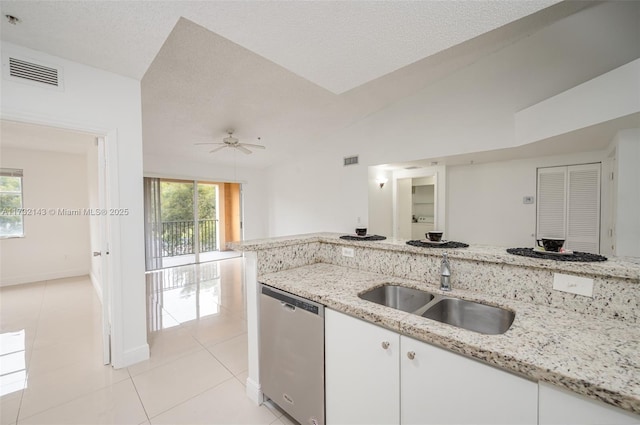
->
404, 166, 419, 170
3, 54, 63, 90
344, 155, 359, 166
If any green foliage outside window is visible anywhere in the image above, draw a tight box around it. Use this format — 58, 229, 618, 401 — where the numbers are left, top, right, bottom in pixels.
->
160, 181, 217, 255
0, 175, 24, 237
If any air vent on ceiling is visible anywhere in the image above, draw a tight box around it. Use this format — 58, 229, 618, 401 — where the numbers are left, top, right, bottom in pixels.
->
344, 155, 359, 166
3, 55, 63, 90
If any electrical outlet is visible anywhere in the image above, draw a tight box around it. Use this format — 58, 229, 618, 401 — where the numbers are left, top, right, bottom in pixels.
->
342, 247, 354, 258
553, 273, 594, 297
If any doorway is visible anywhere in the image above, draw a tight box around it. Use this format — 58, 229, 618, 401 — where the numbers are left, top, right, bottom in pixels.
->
0, 119, 112, 365
143, 177, 242, 270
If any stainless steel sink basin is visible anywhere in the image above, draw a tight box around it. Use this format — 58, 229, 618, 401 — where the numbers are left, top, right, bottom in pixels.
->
358, 284, 515, 334
421, 298, 515, 335
359, 284, 434, 313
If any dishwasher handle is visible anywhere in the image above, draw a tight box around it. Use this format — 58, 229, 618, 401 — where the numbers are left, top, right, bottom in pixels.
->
261, 284, 324, 316
281, 301, 296, 312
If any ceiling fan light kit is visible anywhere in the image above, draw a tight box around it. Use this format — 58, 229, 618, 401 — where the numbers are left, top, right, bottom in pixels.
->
195, 130, 266, 155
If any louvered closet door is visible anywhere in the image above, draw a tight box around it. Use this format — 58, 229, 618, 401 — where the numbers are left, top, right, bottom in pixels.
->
537, 164, 601, 254
566, 164, 600, 254
537, 167, 567, 239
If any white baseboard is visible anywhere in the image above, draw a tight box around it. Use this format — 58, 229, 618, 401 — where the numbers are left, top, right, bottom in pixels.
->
119, 343, 150, 368
0, 268, 89, 287
246, 377, 264, 405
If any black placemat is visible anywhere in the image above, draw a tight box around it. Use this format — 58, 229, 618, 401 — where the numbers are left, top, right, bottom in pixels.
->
406, 240, 469, 249
340, 235, 387, 241
506, 247, 607, 262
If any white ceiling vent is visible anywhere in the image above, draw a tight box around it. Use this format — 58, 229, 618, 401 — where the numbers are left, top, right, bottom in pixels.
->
3, 54, 63, 90
344, 155, 359, 166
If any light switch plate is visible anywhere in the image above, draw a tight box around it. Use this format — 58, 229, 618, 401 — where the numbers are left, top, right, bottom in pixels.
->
342, 247, 354, 258
553, 273, 594, 297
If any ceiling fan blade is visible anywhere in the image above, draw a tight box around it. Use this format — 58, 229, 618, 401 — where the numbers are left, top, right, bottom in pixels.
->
209, 145, 228, 153
240, 143, 266, 149
236, 145, 252, 154
195, 142, 225, 146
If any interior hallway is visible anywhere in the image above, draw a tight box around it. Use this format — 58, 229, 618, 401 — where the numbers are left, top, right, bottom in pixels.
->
0, 258, 292, 425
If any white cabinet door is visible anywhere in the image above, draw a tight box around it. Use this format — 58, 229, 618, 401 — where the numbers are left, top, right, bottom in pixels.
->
539, 382, 640, 425
400, 336, 537, 425
325, 309, 400, 425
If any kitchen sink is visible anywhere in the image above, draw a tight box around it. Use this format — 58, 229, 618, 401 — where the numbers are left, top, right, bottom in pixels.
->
359, 284, 434, 313
421, 298, 515, 335
358, 284, 515, 335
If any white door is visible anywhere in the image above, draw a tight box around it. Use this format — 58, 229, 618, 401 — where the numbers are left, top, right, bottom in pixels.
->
325, 309, 400, 425
536, 163, 601, 253
96, 136, 111, 365
401, 336, 538, 425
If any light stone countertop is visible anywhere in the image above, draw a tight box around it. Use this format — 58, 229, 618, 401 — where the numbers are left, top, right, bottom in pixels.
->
258, 262, 640, 415
229, 232, 640, 281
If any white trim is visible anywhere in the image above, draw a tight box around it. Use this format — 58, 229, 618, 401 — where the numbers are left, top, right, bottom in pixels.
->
90, 271, 103, 303
246, 377, 264, 405
122, 344, 150, 368
244, 252, 262, 405
0, 269, 89, 287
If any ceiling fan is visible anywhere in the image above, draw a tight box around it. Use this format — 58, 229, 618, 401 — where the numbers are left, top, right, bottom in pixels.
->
195, 130, 266, 155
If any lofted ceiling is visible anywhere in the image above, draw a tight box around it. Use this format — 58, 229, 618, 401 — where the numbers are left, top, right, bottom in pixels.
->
1, 0, 596, 169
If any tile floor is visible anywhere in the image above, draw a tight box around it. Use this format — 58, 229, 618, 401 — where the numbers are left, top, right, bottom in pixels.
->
0, 258, 294, 425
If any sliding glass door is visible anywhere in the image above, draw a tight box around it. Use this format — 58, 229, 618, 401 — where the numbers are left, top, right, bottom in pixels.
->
144, 177, 242, 270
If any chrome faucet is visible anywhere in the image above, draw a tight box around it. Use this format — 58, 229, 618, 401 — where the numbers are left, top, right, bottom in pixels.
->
440, 252, 451, 291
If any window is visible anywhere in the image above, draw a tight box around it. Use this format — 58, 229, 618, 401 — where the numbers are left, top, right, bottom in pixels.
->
0, 168, 24, 238
536, 163, 601, 254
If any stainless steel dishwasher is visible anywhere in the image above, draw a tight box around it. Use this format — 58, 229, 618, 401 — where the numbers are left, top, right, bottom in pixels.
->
259, 283, 324, 425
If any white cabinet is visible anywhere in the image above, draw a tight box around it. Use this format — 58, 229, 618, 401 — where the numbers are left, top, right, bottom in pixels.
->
539, 382, 640, 425
325, 309, 400, 425
326, 309, 537, 425
401, 336, 538, 425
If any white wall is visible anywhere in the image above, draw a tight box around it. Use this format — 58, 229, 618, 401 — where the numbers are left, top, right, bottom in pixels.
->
0, 148, 91, 285
265, 1, 640, 239
266, 148, 369, 236
143, 153, 269, 241
446, 150, 605, 248
1, 42, 148, 368
515, 59, 640, 146
613, 129, 640, 258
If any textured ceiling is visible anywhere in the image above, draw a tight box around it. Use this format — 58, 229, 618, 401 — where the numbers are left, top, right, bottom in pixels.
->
1, 0, 598, 169
0, 0, 560, 94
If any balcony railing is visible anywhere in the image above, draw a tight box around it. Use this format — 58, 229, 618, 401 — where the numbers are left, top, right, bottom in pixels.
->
161, 219, 217, 257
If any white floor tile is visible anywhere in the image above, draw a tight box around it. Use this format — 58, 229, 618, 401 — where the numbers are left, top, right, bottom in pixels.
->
127, 327, 202, 377
132, 349, 233, 418
19, 360, 130, 419
235, 370, 249, 387
1, 258, 256, 425
151, 377, 277, 425
0, 389, 22, 425
206, 333, 248, 376
184, 312, 247, 347
18, 378, 147, 425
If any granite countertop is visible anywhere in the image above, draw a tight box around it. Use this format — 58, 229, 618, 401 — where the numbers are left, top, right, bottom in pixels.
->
258, 262, 640, 415
229, 232, 640, 281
